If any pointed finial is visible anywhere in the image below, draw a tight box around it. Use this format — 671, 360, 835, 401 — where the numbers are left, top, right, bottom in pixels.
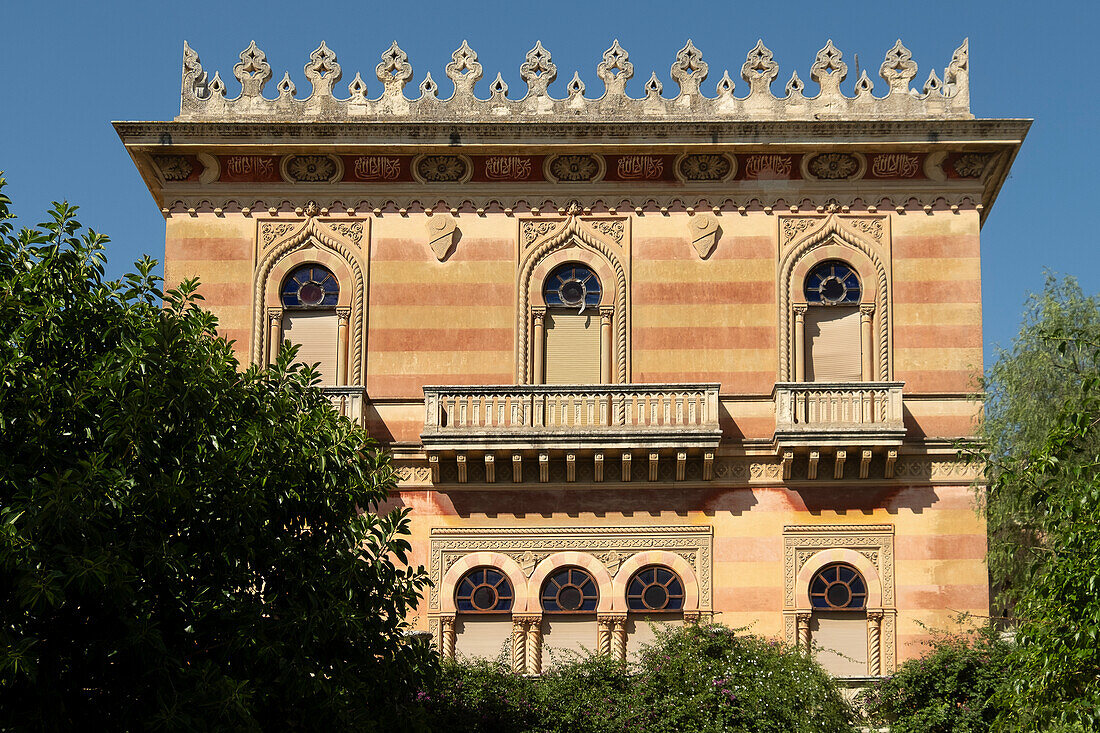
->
419, 71, 439, 99
348, 72, 368, 99
276, 72, 296, 100
741, 39, 778, 89
566, 71, 586, 98
234, 40, 272, 98
489, 72, 509, 99
446, 40, 483, 95
879, 39, 917, 94
810, 39, 848, 87
854, 70, 874, 96
644, 72, 663, 98
785, 70, 804, 97
598, 39, 634, 96
376, 41, 413, 89
304, 41, 341, 98
182, 41, 209, 102
671, 39, 708, 95
520, 40, 557, 96
922, 68, 943, 95
716, 70, 735, 96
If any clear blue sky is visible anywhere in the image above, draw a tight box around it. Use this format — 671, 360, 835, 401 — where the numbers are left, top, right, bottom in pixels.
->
1, 0, 1095, 368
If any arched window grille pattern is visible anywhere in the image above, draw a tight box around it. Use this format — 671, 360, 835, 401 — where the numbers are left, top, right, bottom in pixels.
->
543, 263, 602, 311
626, 566, 685, 612
455, 568, 514, 613
809, 563, 868, 610
541, 567, 599, 613
281, 264, 340, 307
804, 260, 861, 305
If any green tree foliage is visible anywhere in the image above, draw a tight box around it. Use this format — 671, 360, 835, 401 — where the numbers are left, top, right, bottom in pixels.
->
421, 623, 856, 733
978, 275, 1100, 612
987, 327, 1100, 731
859, 624, 1013, 732
0, 178, 437, 731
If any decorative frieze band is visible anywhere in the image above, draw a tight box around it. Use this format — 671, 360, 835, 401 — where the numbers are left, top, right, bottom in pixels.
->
393, 454, 982, 487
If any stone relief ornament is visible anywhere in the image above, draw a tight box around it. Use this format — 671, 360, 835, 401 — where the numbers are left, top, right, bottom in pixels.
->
780, 217, 820, 244
521, 220, 561, 247
179, 39, 972, 121
804, 152, 866, 180
281, 154, 341, 183
327, 221, 363, 245
546, 154, 604, 183
688, 213, 721, 259
260, 222, 295, 246
426, 213, 458, 261
953, 153, 994, 178
847, 218, 884, 241
587, 219, 625, 244
413, 155, 471, 183
676, 153, 734, 182
153, 155, 193, 181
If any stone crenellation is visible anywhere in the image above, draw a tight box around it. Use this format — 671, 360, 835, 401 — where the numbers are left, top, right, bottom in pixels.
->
178, 38, 971, 122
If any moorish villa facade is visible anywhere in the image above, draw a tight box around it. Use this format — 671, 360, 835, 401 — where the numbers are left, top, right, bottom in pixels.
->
116, 38, 1027, 680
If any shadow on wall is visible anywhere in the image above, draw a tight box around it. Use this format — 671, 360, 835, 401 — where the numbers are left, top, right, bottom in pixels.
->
434, 486, 760, 519
792, 484, 939, 516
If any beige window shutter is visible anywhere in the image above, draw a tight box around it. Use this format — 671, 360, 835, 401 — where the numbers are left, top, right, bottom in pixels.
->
811, 612, 869, 676
540, 615, 598, 669
454, 617, 514, 661
626, 613, 683, 661
281, 311, 339, 385
806, 306, 862, 382
544, 310, 601, 384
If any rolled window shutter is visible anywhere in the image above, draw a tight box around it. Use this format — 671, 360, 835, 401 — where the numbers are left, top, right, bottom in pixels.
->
806, 306, 862, 382
811, 612, 868, 676
281, 311, 339, 385
627, 613, 682, 661
540, 615, 597, 669
454, 617, 513, 661
544, 310, 601, 384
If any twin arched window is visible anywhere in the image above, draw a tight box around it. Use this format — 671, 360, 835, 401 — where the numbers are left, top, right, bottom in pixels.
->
454, 564, 686, 614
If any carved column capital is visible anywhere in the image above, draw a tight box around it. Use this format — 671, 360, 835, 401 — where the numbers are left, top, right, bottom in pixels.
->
336, 306, 351, 323
793, 303, 809, 319
532, 306, 546, 324
267, 307, 283, 325
599, 306, 614, 324
859, 303, 876, 318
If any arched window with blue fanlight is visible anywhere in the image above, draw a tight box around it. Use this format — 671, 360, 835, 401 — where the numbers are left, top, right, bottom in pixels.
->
802, 260, 864, 382
808, 562, 870, 677
540, 263, 604, 384
543, 264, 602, 311
626, 566, 685, 612
278, 264, 341, 384
455, 567, 514, 613
281, 264, 340, 307
541, 567, 599, 613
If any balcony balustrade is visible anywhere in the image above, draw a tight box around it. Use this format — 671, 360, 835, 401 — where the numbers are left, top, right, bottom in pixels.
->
321, 385, 366, 426
774, 382, 905, 446
421, 383, 722, 454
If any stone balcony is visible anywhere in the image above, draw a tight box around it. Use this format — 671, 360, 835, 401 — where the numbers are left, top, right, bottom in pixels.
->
421, 384, 722, 483
321, 386, 366, 426
772, 382, 906, 479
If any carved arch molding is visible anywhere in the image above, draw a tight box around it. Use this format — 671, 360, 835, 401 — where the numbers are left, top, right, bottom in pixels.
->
517, 215, 630, 383
428, 525, 712, 616
251, 217, 370, 383
778, 214, 892, 381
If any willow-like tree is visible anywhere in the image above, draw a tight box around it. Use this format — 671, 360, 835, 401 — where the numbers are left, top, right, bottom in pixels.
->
0, 178, 436, 731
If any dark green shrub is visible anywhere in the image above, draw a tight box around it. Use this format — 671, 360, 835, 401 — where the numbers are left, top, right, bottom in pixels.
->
420, 623, 856, 732
858, 624, 1012, 732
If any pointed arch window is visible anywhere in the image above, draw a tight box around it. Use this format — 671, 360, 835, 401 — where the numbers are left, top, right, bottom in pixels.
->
538, 264, 605, 384
277, 264, 344, 385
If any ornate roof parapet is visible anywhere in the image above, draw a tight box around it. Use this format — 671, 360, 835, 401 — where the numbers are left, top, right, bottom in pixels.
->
178, 38, 971, 122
